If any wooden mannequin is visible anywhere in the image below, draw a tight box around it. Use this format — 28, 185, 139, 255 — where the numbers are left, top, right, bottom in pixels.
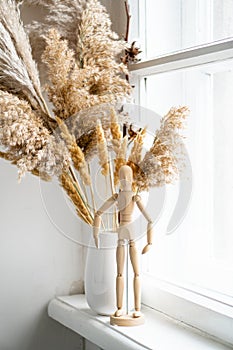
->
93, 165, 153, 326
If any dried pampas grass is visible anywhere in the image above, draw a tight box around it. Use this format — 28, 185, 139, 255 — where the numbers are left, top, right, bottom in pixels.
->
0, 0, 189, 230
134, 106, 189, 190
26, 0, 131, 106
127, 127, 146, 191
96, 121, 109, 176
114, 136, 128, 186
110, 107, 122, 154
42, 28, 78, 119
59, 171, 93, 226
0, 22, 38, 109
77, 0, 123, 64
42, 27, 130, 119
0, 0, 51, 121
23, 0, 86, 66
56, 117, 91, 186
0, 90, 70, 181
77, 4, 131, 102
40, 0, 131, 118
128, 127, 146, 166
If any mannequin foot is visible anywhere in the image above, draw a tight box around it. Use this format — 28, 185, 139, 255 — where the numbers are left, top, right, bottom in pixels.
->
133, 310, 142, 318
110, 310, 145, 326
114, 308, 123, 317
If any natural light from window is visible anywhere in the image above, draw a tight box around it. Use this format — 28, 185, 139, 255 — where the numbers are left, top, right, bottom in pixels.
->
142, 0, 233, 58
129, 0, 233, 307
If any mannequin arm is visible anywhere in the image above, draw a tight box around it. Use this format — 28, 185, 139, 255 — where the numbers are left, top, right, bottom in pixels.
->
134, 195, 153, 254
142, 222, 153, 254
93, 193, 118, 248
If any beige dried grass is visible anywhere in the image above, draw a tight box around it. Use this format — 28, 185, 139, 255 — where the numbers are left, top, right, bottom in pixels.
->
60, 172, 93, 225
134, 106, 189, 190
0, 90, 70, 181
127, 127, 146, 191
128, 127, 146, 166
41, 0, 131, 120
24, 0, 86, 77
114, 136, 128, 186
96, 121, 109, 176
110, 107, 122, 154
56, 117, 90, 185
0, 1, 52, 123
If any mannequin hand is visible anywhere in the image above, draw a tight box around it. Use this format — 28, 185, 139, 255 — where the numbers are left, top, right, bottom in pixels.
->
94, 234, 99, 249
142, 243, 152, 254
93, 228, 99, 248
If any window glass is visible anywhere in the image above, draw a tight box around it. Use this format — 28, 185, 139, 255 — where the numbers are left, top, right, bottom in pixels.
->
140, 58, 233, 300
142, 0, 233, 59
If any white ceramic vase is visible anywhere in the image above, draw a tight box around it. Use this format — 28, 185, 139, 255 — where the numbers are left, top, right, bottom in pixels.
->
84, 232, 117, 316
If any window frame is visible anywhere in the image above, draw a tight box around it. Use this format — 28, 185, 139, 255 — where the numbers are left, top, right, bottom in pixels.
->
129, 0, 233, 346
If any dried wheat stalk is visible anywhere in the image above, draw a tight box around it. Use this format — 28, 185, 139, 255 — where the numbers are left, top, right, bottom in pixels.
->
96, 121, 109, 176
114, 135, 128, 186
59, 171, 93, 226
110, 107, 122, 154
56, 117, 90, 186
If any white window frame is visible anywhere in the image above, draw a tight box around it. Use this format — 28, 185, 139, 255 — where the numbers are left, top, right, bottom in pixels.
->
129, 0, 233, 346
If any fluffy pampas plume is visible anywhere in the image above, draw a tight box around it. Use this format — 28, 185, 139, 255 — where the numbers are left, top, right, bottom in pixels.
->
134, 106, 189, 191
41, 0, 131, 118
22, 0, 86, 69
77, 0, 131, 101
96, 121, 109, 176
0, 0, 190, 230
0, 90, 70, 181
0, 0, 52, 123
41, 28, 79, 119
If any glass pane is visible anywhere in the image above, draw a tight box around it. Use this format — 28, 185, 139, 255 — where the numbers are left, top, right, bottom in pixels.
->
142, 0, 233, 59
214, 0, 233, 41
139, 58, 233, 300
213, 70, 233, 264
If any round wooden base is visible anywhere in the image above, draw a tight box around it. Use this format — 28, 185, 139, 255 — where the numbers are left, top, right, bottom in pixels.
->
110, 313, 145, 327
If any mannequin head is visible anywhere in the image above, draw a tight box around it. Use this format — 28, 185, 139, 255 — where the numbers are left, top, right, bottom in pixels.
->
119, 165, 133, 191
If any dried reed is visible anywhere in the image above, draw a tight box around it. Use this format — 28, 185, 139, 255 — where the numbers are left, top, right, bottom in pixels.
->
96, 121, 109, 176
56, 117, 90, 185
110, 107, 122, 154
60, 171, 93, 226
114, 136, 128, 186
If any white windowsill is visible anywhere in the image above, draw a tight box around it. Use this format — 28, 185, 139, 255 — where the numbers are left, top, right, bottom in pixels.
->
48, 295, 232, 350
142, 275, 233, 345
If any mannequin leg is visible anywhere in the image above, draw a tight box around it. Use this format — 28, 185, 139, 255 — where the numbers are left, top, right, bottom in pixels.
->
129, 240, 141, 318
115, 239, 125, 317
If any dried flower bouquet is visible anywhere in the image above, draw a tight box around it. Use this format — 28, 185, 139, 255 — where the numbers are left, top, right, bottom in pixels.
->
0, 0, 189, 230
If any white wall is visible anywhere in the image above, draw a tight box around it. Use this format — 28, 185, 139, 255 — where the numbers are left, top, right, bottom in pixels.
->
0, 162, 85, 350
0, 3, 87, 349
